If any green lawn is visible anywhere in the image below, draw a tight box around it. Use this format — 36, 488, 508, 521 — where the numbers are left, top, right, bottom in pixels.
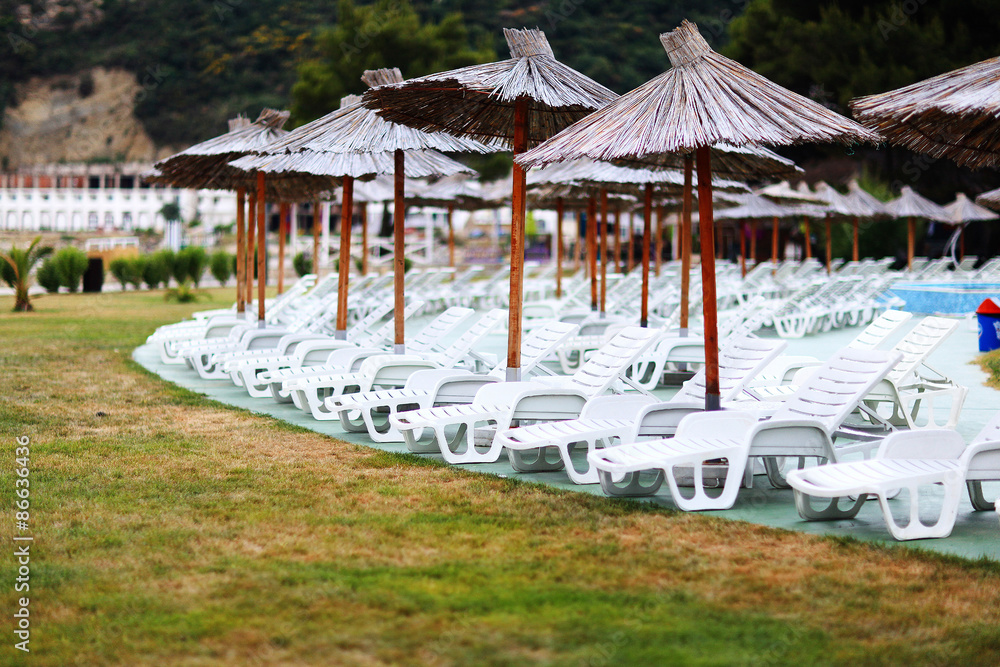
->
3, 289, 1000, 665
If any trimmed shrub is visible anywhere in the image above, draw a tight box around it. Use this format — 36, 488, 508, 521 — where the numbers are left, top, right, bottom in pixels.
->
171, 248, 190, 285
183, 246, 208, 287
53, 247, 89, 292
210, 250, 232, 286
109, 258, 130, 289
126, 257, 146, 289
142, 252, 172, 289
293, 252, 312, 277
37, 258, 61, 293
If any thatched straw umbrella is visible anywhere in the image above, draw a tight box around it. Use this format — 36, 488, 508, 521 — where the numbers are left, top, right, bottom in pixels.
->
153, 109, 336, 323
884, 186, 951, 271
713, 194, 797, 275
232, 72, 492, 345
408, 175, 486, 270
518, 20, 878, 410
943, 192, 998, 260
976, 187, 1000, 211
362, 28, 617, 380
851, 56, 1000, 170
759, 180, 826, 260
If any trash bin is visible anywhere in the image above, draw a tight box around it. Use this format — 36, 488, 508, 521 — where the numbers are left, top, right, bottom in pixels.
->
977, 298, 1000, 352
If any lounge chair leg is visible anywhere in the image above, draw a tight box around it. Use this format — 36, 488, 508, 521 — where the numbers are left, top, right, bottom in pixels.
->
967, 481, 997, 512
509, 447, 565, 472
402, 426, 438, 454
598, 469, 664, 497
793, 490, 867, 520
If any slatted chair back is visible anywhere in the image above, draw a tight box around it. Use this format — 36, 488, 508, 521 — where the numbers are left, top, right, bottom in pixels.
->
365, 301, 425, 348
676, 336, 787, 403
408, 307, 476, 354
773, 348, 902, 433
438, 309, 508, 367
849, 309, 912, 350
885, 316, 959, 385
568, 326, 660, 396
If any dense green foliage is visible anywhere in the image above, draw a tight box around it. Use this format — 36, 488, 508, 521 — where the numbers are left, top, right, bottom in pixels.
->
36, 257, 62, 294
292, 251, 312, 278
178, 246, 209, 287
141, 251, 173, 289
52, 246, 89, 293
210, 250, 233, 286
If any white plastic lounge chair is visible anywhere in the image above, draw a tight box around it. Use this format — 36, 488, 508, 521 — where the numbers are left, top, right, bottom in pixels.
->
389, 326, 661, 465
586, 347, 901, 510
494, 336, 787, 484
258, 300, 426, 403
327, 321, 579, 443
224, 302, 395, 397
298, 309, 507, 421
280, 306, 475, 412
787, 413, 1000, 540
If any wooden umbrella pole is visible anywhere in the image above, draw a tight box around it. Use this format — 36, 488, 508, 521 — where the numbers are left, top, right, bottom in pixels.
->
907, 216, 915, 271
739, 220, 747, 278
447, 203, 455, 271
852, 216, 860, 262
312, 199, 321, 279
278, 202, 288, 294
680, 154, 693, 334
256, 171, 266, 326
802, 215, 812, 260
579, 210, 586, 274
246, 191, 256, 310
599, 187, 608, 317
555, 196, 564, 298
749, 219, 757, 264
587, 193, 597, 311
335, 176, 354, 339
959, 224, 965, 261
394, 150, 406, 354
641, 183, 652, 328
627, 211, 635, 273
695, 146, 720, 411
825, 217, 833, 275
655, 205, 663, 277
360, 202, 368, 275
235, 188, 246, 315
614, 205, 622, 274
770, 215, 779, 270
506, 96, 529, 380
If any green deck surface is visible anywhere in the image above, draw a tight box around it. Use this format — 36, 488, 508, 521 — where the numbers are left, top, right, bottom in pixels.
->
134, 315, 1000, 560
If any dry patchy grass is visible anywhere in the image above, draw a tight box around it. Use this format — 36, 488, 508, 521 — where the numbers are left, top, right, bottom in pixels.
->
1, 290, 1000, 666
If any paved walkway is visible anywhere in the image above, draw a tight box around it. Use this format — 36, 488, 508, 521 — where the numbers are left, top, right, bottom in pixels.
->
134, 316, 1000, 561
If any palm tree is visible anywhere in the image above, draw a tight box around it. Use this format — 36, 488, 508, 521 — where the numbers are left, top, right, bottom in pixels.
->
1, 237, 53, 312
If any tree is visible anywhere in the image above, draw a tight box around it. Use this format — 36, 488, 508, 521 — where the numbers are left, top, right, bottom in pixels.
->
210, 251, 232, 286
52, 247, 89, 293
159, 202, 182, 225
0, 237, 53, 311
290, 0, 495, 125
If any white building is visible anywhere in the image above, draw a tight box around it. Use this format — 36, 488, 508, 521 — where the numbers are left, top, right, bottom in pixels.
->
0, 163, 237, 233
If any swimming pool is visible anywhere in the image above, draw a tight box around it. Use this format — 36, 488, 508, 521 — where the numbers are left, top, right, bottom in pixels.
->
891, 282, 1000, 315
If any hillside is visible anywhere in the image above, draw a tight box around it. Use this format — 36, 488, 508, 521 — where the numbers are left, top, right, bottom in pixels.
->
0, 0, 742, 158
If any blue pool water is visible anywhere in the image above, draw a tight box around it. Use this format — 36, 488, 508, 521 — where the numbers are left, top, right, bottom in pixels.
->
891, 282, 1000, 315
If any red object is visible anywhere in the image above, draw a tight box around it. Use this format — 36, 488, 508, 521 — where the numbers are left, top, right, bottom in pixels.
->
977, 298, 1000, 316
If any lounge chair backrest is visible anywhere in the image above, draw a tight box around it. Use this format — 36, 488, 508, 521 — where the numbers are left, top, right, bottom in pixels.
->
965, 413, 1000, 476
569, 326, 661, 396
438, 309, 507, 366
850, 309, 912, 350
408, 307, 476, 353
886, 316, 959, 384
675, 337, 787, 402
772, 347, 902, 432
972, 412, 1000, 446
519, 321, 579, 371
349, 302, 393, 342
366, 301, 425, 348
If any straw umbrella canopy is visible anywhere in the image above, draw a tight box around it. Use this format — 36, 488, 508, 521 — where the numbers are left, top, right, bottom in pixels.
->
518, 20, 879, 410
976, 187, 1000, 211
759, 180, 829, 261
152, 109, 337, 324
233, 72, 493, 345
943, 192, 999, 261
884, 186, 951, 271
362, 28, 617, 380
851, 56, 1000, 170
407, 175, 487, 269
712, 193, 798, 272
